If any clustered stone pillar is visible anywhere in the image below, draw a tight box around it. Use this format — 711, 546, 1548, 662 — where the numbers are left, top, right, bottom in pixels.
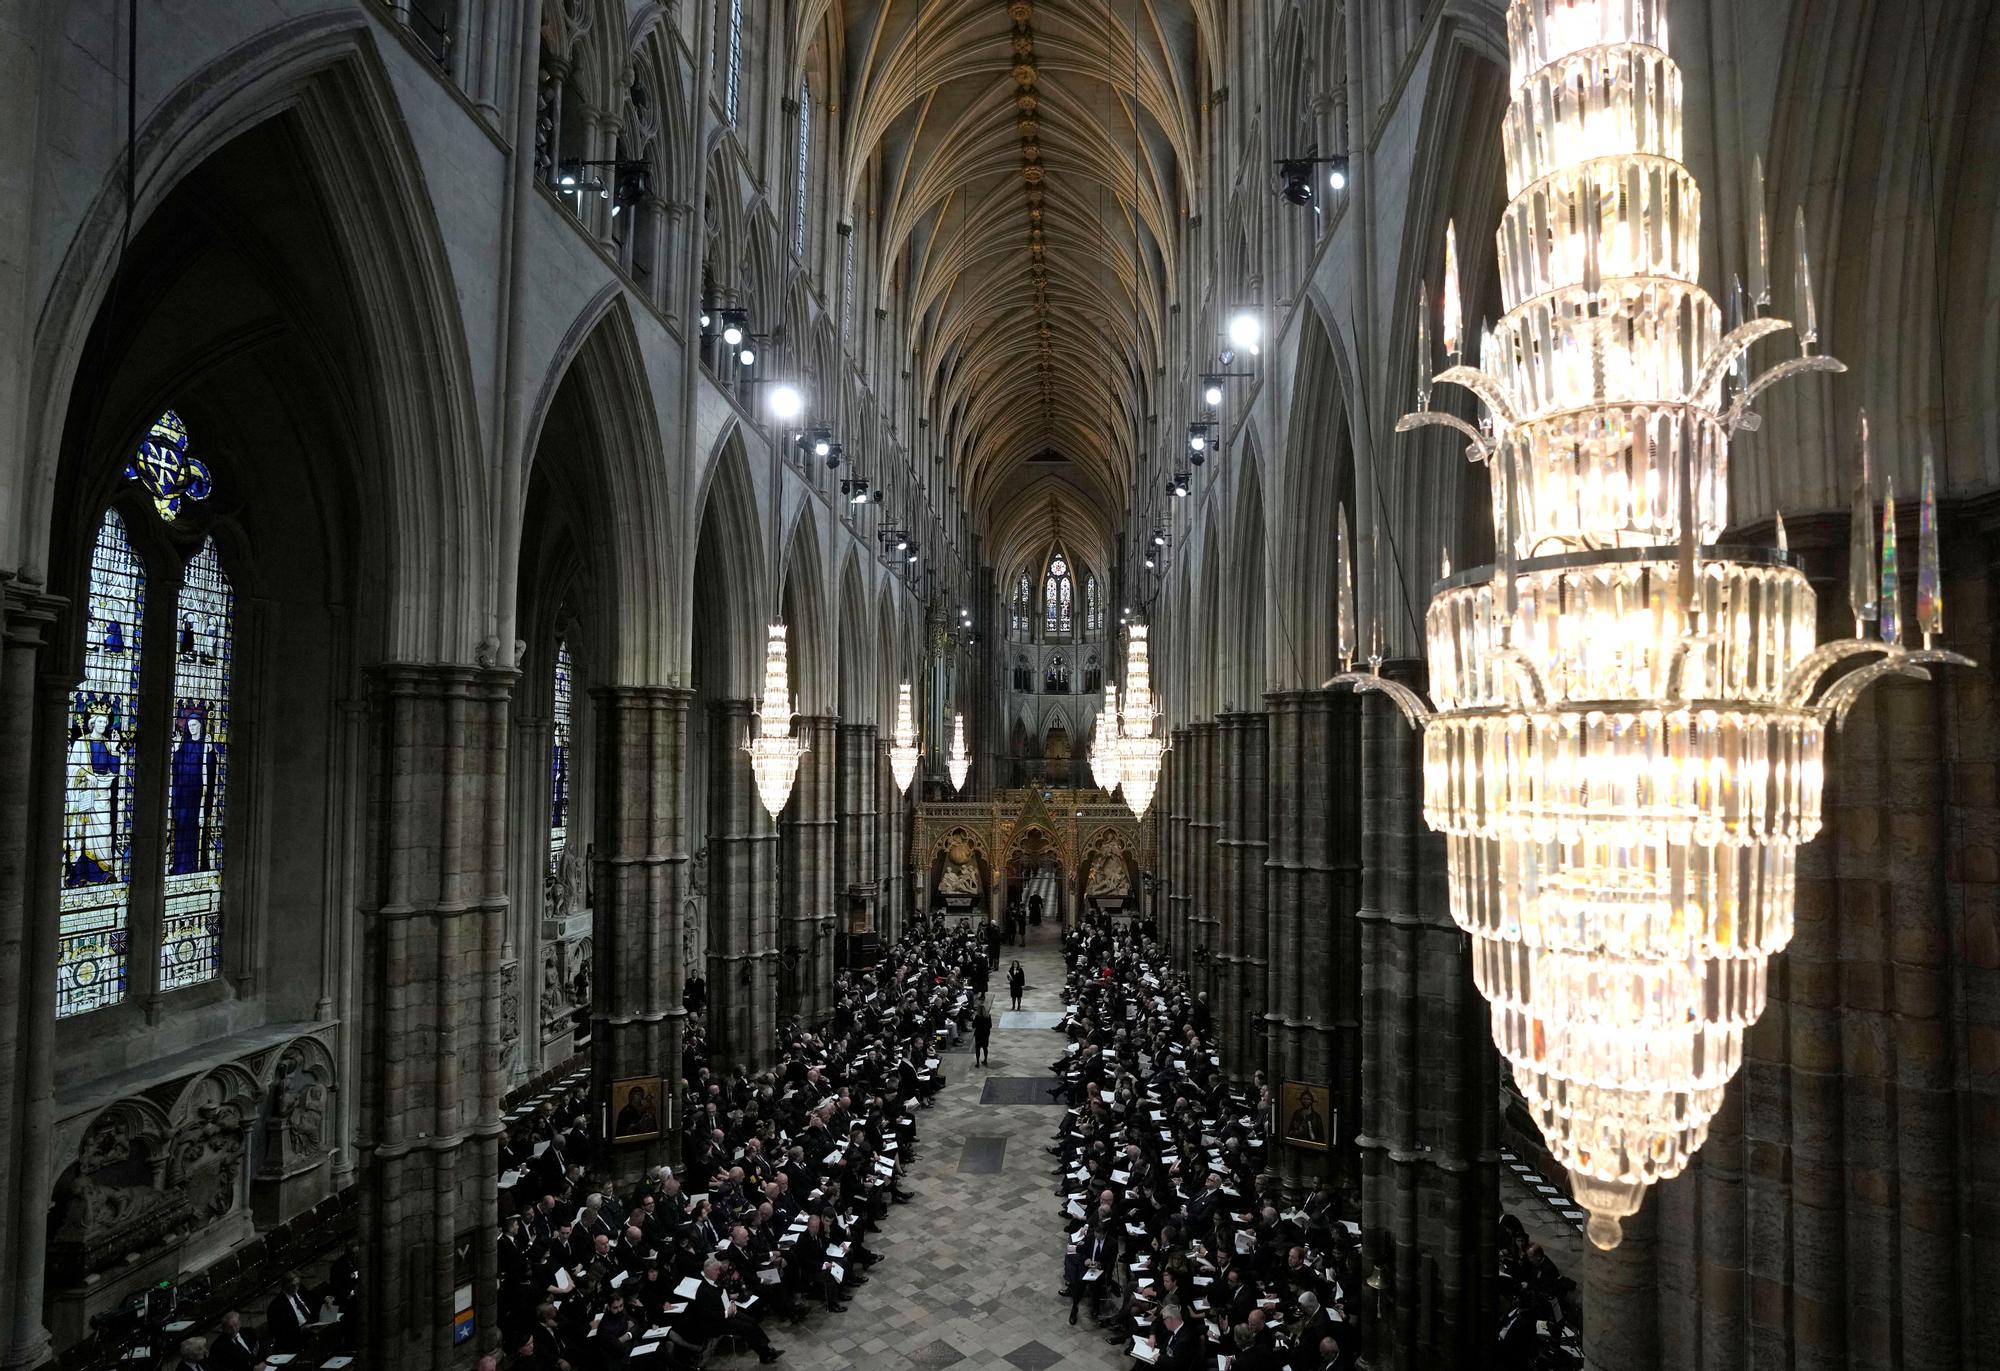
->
1165, 731, 1193, 969
1187, 721, 1221, 993
703, 700, 777, 1072
589, 686, 689, 1182
777, 716, 837, 1022
835, 724, 879, 950
1262, 690, 1360, 1192
1214, 712, 1269, 1078
0, 583, 62, 1371
356, 664, 512, 1370
876, 746, 908, 942
1354, 661, 1496, 1370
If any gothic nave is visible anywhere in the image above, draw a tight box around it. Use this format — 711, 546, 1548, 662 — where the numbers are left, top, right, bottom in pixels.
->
2, 1, 1997, 1370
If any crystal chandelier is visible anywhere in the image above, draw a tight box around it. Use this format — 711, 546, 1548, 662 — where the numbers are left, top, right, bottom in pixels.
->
888, 681, 920, 794
1090, 681, 1124, 794
1116, 625, 1166, 819
744, 623, 808, 819
1326, 0, 1973, 1249
946, 712, 971, 793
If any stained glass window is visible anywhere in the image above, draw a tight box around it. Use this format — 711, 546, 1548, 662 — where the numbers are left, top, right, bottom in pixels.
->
1086, 575, 1101, 632
793, 80, 812, 257
842, 234, 855, 344
724, 0, 744, 122
59, 511, 145, 1017
549, 638, 573, 879
160, 537, 232, 993
1012, 573, 1031, 636
1045, 555, 1072, 637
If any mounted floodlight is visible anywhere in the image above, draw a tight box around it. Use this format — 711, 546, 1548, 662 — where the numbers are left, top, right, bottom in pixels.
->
812, 433, 833, 458
768, 383, 805, 420
1226, 311, 1262, 355
1278, 160, 1315, 205
1204, 381, 1224, 407
737, 345, 756, 366
848, 480, 870, 504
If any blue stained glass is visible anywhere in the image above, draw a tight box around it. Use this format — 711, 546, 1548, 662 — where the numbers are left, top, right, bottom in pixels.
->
1046, 555, 1072, 637
161, 538, 232, 992
549, 638, 573, 878
124, 411, 212, 520
59, 511, 145, 1017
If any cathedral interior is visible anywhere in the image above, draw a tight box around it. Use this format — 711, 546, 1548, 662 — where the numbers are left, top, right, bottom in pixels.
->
2, 0, 1997, 1369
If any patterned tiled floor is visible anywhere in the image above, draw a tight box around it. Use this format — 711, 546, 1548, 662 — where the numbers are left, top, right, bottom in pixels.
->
715, 928, 1131, 1371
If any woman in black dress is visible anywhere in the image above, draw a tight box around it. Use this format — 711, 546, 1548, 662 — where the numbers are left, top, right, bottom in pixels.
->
1008, 960, 1027, 1011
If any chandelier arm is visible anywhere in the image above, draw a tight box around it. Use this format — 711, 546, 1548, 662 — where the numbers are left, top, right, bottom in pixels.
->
1724, 355, 1849, 434
1493, 646, 1552, 709
1432, 365, 1520, 429
1822, 659, 1933, 727
1320, 671, 1433, 727
1777, 638, 1896, 706
1394, 409, 1494, 464
1683, 317, 1797, 404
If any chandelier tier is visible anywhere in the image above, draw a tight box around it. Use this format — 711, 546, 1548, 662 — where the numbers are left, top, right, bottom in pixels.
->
888, 682, 921, 794
1116, 625, 1166, 819
1091, 681, 1124, 794
946, 712, 971, 793
1330, 0, 1973, 1250
744, 624, 808, 819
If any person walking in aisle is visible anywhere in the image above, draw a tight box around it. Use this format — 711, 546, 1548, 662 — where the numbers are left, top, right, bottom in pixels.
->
972, 998, 994, 1066
1008, 960, 1026, 1011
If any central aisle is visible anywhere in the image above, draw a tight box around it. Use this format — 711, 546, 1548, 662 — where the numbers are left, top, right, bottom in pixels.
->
766, 925, 1129, 1371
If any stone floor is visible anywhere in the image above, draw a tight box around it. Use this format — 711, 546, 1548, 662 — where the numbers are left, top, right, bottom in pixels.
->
717, 925, 1133, 1371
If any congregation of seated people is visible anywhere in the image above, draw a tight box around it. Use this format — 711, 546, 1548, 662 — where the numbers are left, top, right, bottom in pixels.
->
1046, 918, 1363, 1371
491, 916, 1029, 1368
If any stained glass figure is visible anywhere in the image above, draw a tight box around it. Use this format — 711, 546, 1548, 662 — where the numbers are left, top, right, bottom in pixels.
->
549, 638, 573, 879
1045, 555, 1072, 637
1086, 574, 1101, 632
1012, 573, 1031, 636
124, 411, 212, 520
59, 511, 145, 1017
793, 80, 811, 256
160, 537, 232, 992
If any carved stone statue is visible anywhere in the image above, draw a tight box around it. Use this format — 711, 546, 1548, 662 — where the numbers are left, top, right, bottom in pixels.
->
1087, 855, 1131, 898
541, 944, 567, 1033
270, 1050, 329, 1157
937, 840, 980, 896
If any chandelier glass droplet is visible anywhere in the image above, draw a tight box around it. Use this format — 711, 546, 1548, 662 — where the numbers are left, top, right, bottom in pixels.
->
947, 712, 971, 793
1091, 681, 1124, 794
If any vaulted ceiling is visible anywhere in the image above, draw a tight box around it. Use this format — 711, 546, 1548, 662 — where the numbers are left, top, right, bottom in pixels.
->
810, 0, 1213, 577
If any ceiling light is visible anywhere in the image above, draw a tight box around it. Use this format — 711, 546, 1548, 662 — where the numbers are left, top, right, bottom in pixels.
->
1342, 0, 1975, 1254
768, 384, 804, 421
888, 683, 920, 794
1116, 626, 1166, 818
947, 713, 971, 792
1226, 311, 1262, 355
699, 308, 713, 330
722, 320, 744, 347
738, 346, 756, 366
1188, 429, 1207, 453
743, 624, 806, 818
1327, 156, 1349, 192
813, 435, 832, 458
1203, 382, 1224, 407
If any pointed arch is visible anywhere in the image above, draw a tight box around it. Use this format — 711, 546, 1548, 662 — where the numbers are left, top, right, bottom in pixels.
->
690, 430, 765, 700
778, 507, 832, 717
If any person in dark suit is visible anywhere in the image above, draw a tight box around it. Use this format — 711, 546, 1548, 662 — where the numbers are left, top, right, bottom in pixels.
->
686, 1258, 783, 1364
209, 1313, 258, 1371
1064, 1220, 1119, 1325
265, 1274, 315, 1352
1008, 961, 1026, 1010
1152, 1304, 1201, 1371
972, 1001, 994, 1067
168, 1337, 211, 1371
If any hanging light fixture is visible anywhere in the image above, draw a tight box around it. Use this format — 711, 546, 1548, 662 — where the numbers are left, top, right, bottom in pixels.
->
1116, 625, 1166, 818
946, 712, 971, 792
888, 682, 920, 794
1328, 0, 1975, 1251
744, 624, 808, 818
1090, 681, 1124, 793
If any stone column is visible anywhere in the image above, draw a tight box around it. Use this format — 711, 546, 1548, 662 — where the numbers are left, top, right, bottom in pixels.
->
1165, 732, 1193, 968
589, 686, 689, 1182
835, 724, 879, 950
1353, 661, 1495, 1370
1214, 712, 1269, 1079
0, 582, 62, 1371
704, 700, 777, 1070
1211, 715, 1245, 1069
1187, 721, 1221, 992
1264, 690, 1358, 1192
877, 745, 908, 942
356, 664, 512, 1370
777, 716, 837, 1020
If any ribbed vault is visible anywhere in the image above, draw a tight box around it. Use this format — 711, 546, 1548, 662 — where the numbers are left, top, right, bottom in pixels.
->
807, 0, 1211, 550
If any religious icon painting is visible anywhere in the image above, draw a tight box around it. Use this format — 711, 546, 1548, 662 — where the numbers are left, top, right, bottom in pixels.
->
1280, 1079, 1332, 1152
611, 1075, 664, 1143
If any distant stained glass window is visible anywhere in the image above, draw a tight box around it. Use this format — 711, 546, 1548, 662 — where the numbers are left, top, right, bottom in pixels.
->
725, 0, 744, 122
793, 80, 812, 256
59, 510, 145, 1017
1045, 555, 1072, 637
160, 537, 232, 993
1086, 574, 1102, 632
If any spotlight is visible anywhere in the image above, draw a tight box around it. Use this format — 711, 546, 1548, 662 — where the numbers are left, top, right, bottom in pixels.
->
614, 161, 650, 208
812, 434, 832, 458
768, 384, 804, 420
1278, 159, 1315, 205
872, 489, 884, 503
738, 346, 756, 366
1169, 472, 1190, 497
1203, 382, 1224, 407
1188, 424, 1210, 454
1151, 532, 1165, 546
1144, 555, 1156, 569
849, 480, 870, 504
896, 537, 908, 550
1327, 155, 1349, 192
1226, 312, 1262, 355
699, 308, 713, 330
722, 316, 745, 347
825, 445, 843, 468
